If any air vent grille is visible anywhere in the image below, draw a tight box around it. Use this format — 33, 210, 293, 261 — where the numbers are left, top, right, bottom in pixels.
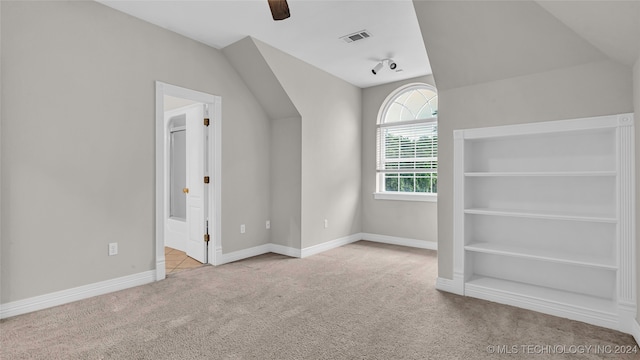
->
340, 30, 372, 43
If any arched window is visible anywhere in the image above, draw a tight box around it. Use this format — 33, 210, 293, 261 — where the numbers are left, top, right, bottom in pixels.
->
376, 84, 437, 199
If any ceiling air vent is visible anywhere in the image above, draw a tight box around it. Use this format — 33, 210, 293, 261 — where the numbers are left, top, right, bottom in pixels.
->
340, 30, 372, 43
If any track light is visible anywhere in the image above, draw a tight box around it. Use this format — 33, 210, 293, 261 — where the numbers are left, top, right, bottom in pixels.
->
371, 59, 398, 75
371, 62, 383, 75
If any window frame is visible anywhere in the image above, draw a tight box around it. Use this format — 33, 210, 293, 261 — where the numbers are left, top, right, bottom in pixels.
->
374, 83, 438, 202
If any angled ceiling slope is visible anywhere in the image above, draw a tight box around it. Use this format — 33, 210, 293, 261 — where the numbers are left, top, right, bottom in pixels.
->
536, 0, 640, 67
413, 0, 609, 90
223, 37, 300, 120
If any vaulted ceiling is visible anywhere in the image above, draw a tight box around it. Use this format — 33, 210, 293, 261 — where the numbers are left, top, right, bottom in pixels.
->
97, 0, 431, 89
97, 1, 640, 90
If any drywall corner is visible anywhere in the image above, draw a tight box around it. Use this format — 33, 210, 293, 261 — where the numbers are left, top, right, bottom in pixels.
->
223, 37, 302, 250
270, 116, 302, 249
251, 38, 363, 249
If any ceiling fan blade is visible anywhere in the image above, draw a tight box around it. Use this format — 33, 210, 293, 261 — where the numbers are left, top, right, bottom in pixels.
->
268, 0, 290, 21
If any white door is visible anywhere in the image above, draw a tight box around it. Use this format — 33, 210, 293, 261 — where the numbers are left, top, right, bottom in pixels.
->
185, 105, 207, 263
165, 112, 188, 252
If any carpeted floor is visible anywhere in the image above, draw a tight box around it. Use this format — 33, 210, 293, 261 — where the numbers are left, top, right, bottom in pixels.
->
1, 241, 637, 359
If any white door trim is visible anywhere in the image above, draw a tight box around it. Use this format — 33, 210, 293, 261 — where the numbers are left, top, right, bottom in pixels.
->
155, 82, 222, 280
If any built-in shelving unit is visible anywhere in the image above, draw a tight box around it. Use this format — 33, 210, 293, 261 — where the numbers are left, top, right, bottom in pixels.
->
450, 114, 636, 333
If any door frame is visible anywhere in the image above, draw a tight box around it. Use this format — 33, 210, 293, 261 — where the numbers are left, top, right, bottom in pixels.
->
155, 81, 222, 280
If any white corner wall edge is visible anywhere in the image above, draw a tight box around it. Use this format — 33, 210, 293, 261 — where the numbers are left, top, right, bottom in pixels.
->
0, 270, 156, 319
632, 319, 640, 346
361, 233, 437, 250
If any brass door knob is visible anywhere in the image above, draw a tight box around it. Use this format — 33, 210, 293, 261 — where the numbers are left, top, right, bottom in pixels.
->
183, 188, 189, 194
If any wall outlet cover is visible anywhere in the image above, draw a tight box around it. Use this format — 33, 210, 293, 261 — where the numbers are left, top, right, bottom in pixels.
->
108, 243, 118, 256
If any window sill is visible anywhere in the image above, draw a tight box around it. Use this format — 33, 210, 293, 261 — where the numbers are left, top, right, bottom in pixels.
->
373, 192, 437, 202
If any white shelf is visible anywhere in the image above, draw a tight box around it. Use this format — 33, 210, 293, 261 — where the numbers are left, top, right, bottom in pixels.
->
465, 276, 617, 315
453, 114, 635, 333
464, 171, 616, 177
464, 208, 617, 223
465, 242, 616, 270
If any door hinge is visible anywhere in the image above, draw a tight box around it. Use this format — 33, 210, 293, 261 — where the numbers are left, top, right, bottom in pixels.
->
204, 234, 210, 243
204, 176, 210, 184
204, 118, 210, 126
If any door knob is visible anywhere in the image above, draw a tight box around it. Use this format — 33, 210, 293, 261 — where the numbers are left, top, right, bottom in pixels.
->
183, 188, 189, 194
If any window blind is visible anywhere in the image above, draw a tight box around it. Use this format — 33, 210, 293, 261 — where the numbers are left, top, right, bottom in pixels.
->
377, 119, 437, 173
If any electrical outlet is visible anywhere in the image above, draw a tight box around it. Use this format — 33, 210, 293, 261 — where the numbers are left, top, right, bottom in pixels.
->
266, 220, 270, 229
240, 224, 246, 234
324, 219, 328, 228
108, 242, 118, 256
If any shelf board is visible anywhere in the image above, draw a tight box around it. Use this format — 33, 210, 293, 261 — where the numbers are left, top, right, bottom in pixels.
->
465, 242, 617, 270
464, 171, 616, 177
465, 276, 617, 315
464, 208, 617, 223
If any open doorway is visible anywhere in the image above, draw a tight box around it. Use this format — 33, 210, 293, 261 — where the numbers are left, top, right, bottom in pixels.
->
155, 82, 222, 280
165, 100, 204, 274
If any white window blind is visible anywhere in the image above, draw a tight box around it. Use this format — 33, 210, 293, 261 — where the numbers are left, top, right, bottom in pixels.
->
376, 84, 437, 194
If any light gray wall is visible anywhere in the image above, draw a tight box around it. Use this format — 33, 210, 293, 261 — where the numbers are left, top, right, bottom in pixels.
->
252, 39, 363, 248
634, 57, 640, 324
361, 75, 437, 242
414, 0, 634, 279
1, 0, 271, 302
270, 116, 302, 248
222, 37, 302, 249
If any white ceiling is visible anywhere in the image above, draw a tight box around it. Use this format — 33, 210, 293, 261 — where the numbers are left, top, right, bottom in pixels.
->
97, 0, 431, 89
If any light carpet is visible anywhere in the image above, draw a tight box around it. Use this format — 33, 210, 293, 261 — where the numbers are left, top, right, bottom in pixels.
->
1, 241, 637, 359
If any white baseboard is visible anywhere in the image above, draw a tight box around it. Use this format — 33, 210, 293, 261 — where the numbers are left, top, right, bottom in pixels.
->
361, 233, 437, 250
632, 318, 640, 346
435, 275, 464, 296
217, 244, 272, 265
0, 233, 438, 319
301, 233, 361, 258
464, 282, 621, 332
215, 233, 362, 264
436, 275, 640, 340
0, 270, 156, 319
216, 243, 302, 265
218, 233, 437, 263
269, 243, 302, 258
